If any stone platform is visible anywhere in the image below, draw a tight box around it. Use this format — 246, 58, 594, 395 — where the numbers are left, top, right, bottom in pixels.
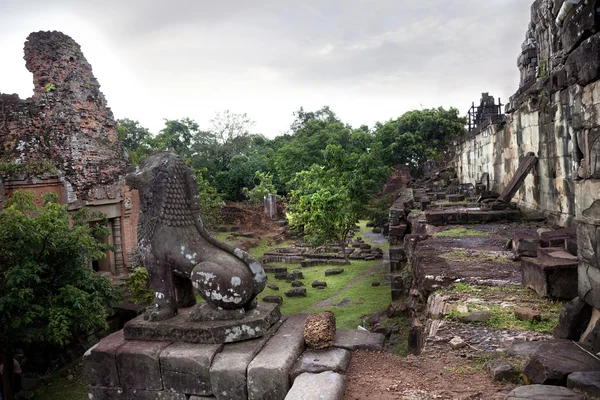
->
425, 208, 520, 226
124, 303, 281, 344
85, 310, 385, 400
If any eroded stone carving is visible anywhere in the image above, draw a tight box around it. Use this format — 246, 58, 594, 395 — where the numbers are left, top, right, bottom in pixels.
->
126, 152, 266, 321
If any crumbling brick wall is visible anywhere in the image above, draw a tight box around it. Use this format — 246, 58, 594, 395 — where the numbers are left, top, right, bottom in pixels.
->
0, 31, 127, 206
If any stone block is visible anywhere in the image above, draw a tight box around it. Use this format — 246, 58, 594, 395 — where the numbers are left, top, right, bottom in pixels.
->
284, 372, 346, 400
247, 314, 307, 400
566, 32, 600, 87
291, 280, 304, 287
116, 339, 172, 390
389, 224, 408, 237
447, 194, 465, 202
389, 246, 406, 261
504, 384, 584, 399
333, 329, 384, 351
512, 233, 539, 257
159, 342, 222, 396
521, 256, 578, 299
514, 307, 541, 322
289, 348, 351, 382
263, 296, 283, 305
285, 288, 307, 297
486, 360, 519, 383
210, 319, 283, 400
325, 268, 344, 276
567, 371, 600, 398
389, 260, 401, 273
562, 0, 600, 54
554, 297, 592, 340
311, 281, 327, 288
83, 330, 126, 387
523, 340, 600, 385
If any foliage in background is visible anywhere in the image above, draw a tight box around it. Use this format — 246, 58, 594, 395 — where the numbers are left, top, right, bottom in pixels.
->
243, 171, 277, 204
0, 159, 57, 176
0, 191, 119, 400
195, 168, 223, 229
125, 268, 154, 305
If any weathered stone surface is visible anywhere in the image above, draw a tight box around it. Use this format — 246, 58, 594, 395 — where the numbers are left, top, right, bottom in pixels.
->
521, 256, 578, 299
289, 348, 351, 381
291, 280, 304, 287
333, 329, 385, 351
116, 339, 172, 390
210, 319, 283, 400
459, 311, 493, 323
506, 340, 545, 358
325, 268, 344, 276
448, 194, 465, 202
503, 384, 585, 400
247, 314, 308, 400
123, 303, 281, 344
567, 371, 600, 397
263, 296, 283, 305
267, 284, 280, 291
554, 297, 592, 340
486, 361, 518, 383
304, 312, 336, 350
159, 342, 222, 396
512, 233, 539, 257
311, 281, 327, 288
83, 330, 126, 387
389, 224, 408, 237
515, 307, 541, 322
284, 372, 346, 400
87, 386, 126, 400
285, 288, 307, 297
389, 246, 407, 262
292, 270, 304, 279
523, 340, 600, 385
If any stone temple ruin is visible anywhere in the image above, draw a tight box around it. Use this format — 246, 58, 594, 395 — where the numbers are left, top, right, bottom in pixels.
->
386, 0, 600, 397
0, 31, 139, 276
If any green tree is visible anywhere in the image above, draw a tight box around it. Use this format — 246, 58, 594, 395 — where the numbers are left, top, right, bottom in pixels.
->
375, 107, 466, 176
0, 191, 119, 400
288, 165, 357, 262
116, 119, 154, 166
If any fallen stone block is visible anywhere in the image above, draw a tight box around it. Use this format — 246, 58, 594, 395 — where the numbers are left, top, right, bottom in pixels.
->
523, 340, 600, 385
263, 296, 283, 305
333, 329, 385, 351
325, 268, 344, 276
459, 311, 493, 323
554, 297, 592, 340
448, 194, 465, 202
506, 340, 545, 358
567, 371, 600, 398
514, 307, 541, 322
160, 342, 222, 396
449, 336, 466, 350
289, 348, 351, 381
485, 360, 519, 383
292, 270, 304, 279
504, 384, 584, 399
247, 314, 307, 400
311, 281, 327, 288
116, 339, 172, 390
267, 284, 280, 291
389, 224, 408, 237
291, 280, 304, 287
540, 228, 577, 248
285, 288, 307, 297
304, 312, 336, 350
512, 233, 539, 257
284, 371, 346, 400
521, 255, 578, 299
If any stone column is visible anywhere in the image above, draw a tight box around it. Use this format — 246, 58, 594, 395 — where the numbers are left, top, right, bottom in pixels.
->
112, 217, 125, 276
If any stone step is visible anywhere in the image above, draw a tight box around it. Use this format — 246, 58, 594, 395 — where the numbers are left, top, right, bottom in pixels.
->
333, 329, 385, 351
247, 314, 308, 400
523, 340, 600, 385
284, 372, 346, 400
289, 348, 351, 382
210, 319, 284, 400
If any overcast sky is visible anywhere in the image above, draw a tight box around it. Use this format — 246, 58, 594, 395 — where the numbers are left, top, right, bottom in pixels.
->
0, 0, 532, 138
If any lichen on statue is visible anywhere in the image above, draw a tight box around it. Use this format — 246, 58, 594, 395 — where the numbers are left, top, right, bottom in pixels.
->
126, 151, 266, 322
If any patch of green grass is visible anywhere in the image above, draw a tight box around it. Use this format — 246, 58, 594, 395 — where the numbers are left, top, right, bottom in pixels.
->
440, 284, 564, 334
440, 250, 507, 264
34, 367, 88, 400
355, 220, 389, 253
433, 227, 488, 238
259, 259, 390, 329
